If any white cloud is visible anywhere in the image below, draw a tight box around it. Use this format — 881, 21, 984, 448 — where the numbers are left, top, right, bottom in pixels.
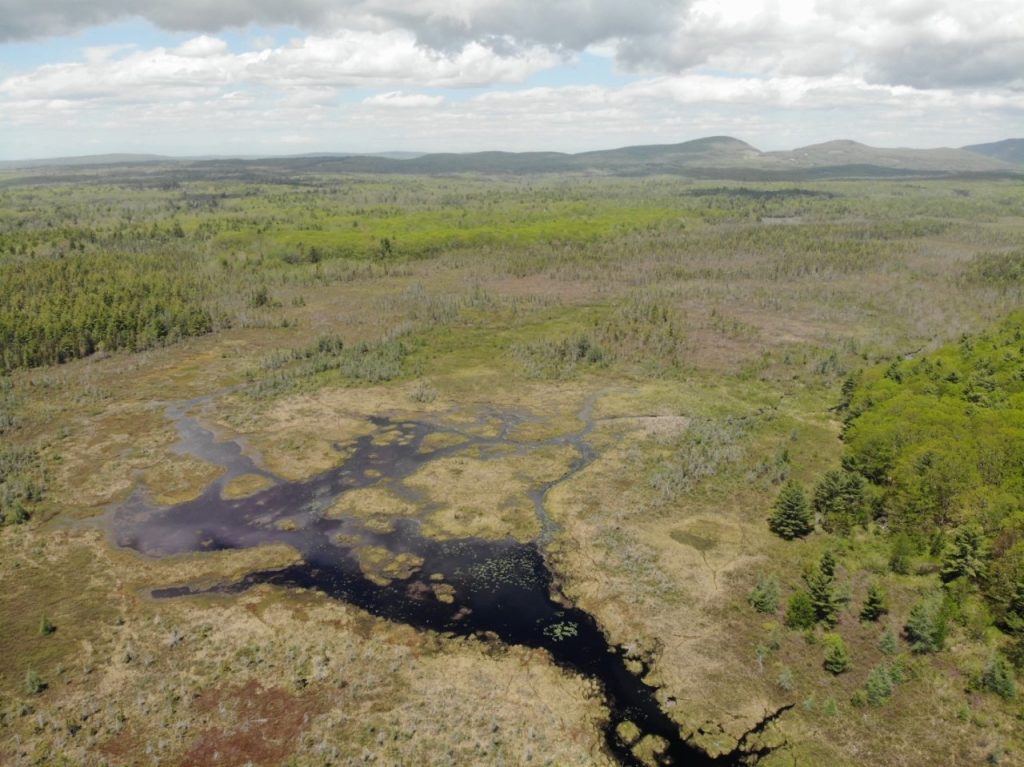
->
362, 91, 444, 108
0, 29, 560, 105
174, 35, 229, 58
2, 0, 1023, 157
2, 0, 1023, 90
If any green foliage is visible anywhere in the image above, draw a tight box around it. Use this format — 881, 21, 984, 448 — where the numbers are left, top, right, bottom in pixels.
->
0, 443, 44, 525
843, 312, 1024, 539
839, 314, 1024, 646
822, 633, 850, 674
248, 333, 408, 398
820, 550, 837, 578
1004, 581, 1024, 635
39, 615, 55, 636
978, 655, 1017, 700
511, 334, 605, 380
940, 525, 987, 583
860, 582, 888, 622
904, 596, 948, 654
812, 468, 867, 534
748, 577, 780, 614
1006, 635, 1024, 670
879, 626, 899, 655
785, 591, 817, 630
804, 554, 842, 627
776, 666, 794, 691
769, 479, 813, 540
24, 668, 44, 694
963, 250, 1024, 287
0, 249, 217, 369
863, 663, 903, 705
888, 533, 915, 575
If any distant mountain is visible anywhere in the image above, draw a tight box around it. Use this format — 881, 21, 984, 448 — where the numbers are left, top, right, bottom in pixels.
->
761, 140, 1011, 173
0, 153, 169, 169
962, 139, 1024, 166
2, 138, 1021, 180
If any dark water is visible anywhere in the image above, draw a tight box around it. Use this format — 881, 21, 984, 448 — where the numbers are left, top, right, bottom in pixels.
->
110, 403, 772, 766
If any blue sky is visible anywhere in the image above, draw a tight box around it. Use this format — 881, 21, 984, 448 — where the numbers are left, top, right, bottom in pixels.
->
0, 1, 1021, 159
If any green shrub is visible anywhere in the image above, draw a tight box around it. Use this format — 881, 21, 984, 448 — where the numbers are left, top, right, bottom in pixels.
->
24, 669, 44, 694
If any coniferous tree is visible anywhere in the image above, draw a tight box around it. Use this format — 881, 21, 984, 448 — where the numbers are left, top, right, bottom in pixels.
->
812, 468, 866, 534
1004, 581, 1024, 635
804, 553, 842, 626
905, 597, 947, 653
940, 525, 986, 583
864, 664, 896, 705
979, 655, 1016, 700
822, 634, 850, 674
879, 626, 899, 655
785, 591, 817, 630
820, 550, 837, 578
860, 582, 888, 622
748, 577, 780, 614
768, 480, 813, 540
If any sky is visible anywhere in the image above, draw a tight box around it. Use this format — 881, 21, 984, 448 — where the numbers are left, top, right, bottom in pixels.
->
0, 0, 1022, 159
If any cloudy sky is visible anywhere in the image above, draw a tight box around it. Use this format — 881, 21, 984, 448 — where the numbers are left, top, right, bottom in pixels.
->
1, 0, 1022, 159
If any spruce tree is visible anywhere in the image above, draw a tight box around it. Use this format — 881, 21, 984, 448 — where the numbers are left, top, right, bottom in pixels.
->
768, 480, 813, 540
812, 469, 866, 534
785, 591, 817, 629
1003, 580, 1024, 635
940, 525, 986, 583
979, 655, 1016, 700
879, 626, 899, 655
860, 582, 888, 622
803, 554, 841, 626
905, 597, 947, 653
748, 577, 780, 614
820, 550, 837, 578
822, 634, 850, 674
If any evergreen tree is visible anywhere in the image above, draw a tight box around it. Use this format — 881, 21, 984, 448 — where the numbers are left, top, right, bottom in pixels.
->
24, 668, 44, 694
1001, 580, 1024, 635
860, 582, 888, 622
748, 577, 780, 614
768, 480, 813, 540
804, 555, 842, 626
940, 525, 986, 583
879, 626, 899, 655
822, 634, 850, 674
785, 591, 817, 629
39, 615, 55, 636
905, 597, 947, 653
979, 655, 1016, 700
812, 468, 866, 534
820, 550, 837, 578
864, 664, 896, 705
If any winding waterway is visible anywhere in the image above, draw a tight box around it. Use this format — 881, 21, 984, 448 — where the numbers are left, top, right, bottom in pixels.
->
108, 397, 769, 766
